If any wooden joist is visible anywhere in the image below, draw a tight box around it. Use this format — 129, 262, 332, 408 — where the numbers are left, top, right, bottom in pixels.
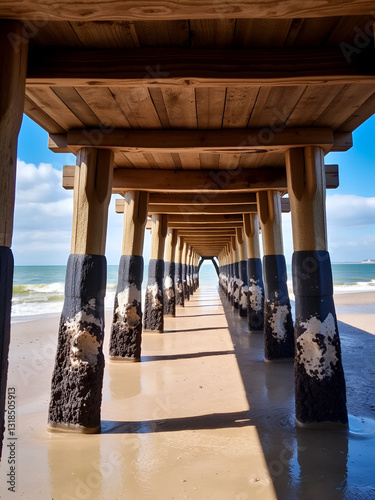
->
115, 198, 291, 214
149, 193, 257, 205
63, 164, 339, 192
2, 1, 375, 21
50, 128, 351, 154
28, 47, 375, 87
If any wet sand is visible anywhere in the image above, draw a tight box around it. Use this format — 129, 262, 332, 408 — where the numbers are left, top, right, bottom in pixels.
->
1, 288, 375, 499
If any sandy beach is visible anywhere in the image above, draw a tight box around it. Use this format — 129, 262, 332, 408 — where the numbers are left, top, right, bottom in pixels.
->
1, 287, 375, 499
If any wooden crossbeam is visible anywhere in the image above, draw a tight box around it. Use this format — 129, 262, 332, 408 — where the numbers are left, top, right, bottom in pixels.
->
116, 198, 291, 214
29, 47, 375, 88
63, 165, 338, 192
2, 1, 375, 21
51, 128, 351, 154
150, 193, 257, 205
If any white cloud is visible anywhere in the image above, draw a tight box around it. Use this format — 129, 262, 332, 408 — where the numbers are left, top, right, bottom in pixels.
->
326, 194, 375, 227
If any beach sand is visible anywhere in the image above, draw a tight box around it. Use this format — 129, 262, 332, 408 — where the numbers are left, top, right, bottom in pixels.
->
1, 288, 375, 499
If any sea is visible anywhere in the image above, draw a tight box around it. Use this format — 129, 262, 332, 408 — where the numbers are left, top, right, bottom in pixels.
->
11, 262, 375, 321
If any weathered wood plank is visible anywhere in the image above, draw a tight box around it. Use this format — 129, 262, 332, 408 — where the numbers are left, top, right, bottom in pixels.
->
27, 47, 375, 88
2, 1, 375, 21
61, 127, 339, 153
63, 164, 338, 191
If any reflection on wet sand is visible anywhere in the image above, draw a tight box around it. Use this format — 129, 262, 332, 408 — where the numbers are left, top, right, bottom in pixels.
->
1, 287, 375, 499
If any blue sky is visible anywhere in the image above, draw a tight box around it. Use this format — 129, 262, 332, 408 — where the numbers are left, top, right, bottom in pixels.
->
13, 114, 375, 265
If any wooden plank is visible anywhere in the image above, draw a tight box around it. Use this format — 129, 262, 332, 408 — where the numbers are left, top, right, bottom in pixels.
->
248, 86, 306, 128
76, 87, 132, 128
149, 193, 257, 205
69, 20, 140, 48
190, 19, 236, 48
314, 83, 375, 130
111, 168, 288, 193
234, 19, 293, 48
26, 47, 375, 88
141, 203, 258, 214
161, 88, 197, 128
52, 87, 102, 127
134, 20, 189, 47
63, 127, 338, 153
123, 153, 152, 168
24, 96, 65, 134
108, 87, 162, 128
64, 164, 338, 191
179, 152, 201, 170
148, 88, 171, 128
3, 1, 375, 21
337, 92, 375, 132
223, 87, 258, 128
196, 88, 226, 129
26, 87, 84, 129
286, 84, 345, 127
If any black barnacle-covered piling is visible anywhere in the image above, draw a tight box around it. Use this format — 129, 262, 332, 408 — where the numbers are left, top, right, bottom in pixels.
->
164, 260, 176, 316
48, 254, 106, 432
247, 258, 265, 332
293, 251, 348, 426
263, 255, 294, 361
109, 255, 143, 361
144, 259, 164, 332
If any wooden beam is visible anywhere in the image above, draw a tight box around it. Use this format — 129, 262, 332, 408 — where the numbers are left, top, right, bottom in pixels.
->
3, 1, 375, 21
149, 193, 257, 205
168, 223, 245, 229
29, 47, 375, 87
53, 128, 349, 154
116, 198, 290, 214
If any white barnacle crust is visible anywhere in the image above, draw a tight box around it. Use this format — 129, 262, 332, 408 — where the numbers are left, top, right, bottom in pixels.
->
147, 283, 162, 308
66, 306, 103, 367
248, 282, 263, 312
240, 285, 249, 309
269, 304, 289, 341
116, 283, 141, 328
297, 313, 339, 380
164, 276, 173, 290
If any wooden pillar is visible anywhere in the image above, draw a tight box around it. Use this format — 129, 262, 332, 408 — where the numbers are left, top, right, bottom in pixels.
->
195, 253, 200, 289
257, 191, 294, 361
182, 241, 190, 301
109, 191, 148, 361
144, 214, 168, 332
187, 246, 194, 296
230, 236, 239, 308
286, 146, 348, 428
243, 213, 265, 332
174, 236, 184, 306
226, 245, 232, 300
193, 251, 198, 291
0, 21, 28, 456
236, 228, 249, 318
164, 229, 177, 316
48, 148, 113, 433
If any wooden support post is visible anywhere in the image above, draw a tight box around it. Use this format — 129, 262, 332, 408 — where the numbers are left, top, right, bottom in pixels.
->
49, 148, 113, 433
164, 229, 177, 316
182, 241, 190, 301
187, 247, 194, 296
109, 191, 148, 361
192, 252, 198, 291
229, 237, 236, 306
174, 236, 184, 306
286, 146, 348, 428
243, 213, 265, 333
0, 20, 28, 457
257, 191, 294, 361
232, 237, 239, 308
144, 214, 168, 332
236, 228, 249, 318
195, 253, 200, 289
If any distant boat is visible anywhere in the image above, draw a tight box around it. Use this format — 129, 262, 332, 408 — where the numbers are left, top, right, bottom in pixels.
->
361, 259, 375, 264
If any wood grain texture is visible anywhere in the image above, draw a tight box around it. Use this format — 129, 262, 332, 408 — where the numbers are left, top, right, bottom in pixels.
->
121, 191, 149, 256
2, 1, 375, 21
26, 47, 375, 87
285, 146, 328, 252
243, 213, 261, 259
64, 127, 336, 153
0, 21, 28, 247
257, 190, 284, 255
71, 148, 114, 255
